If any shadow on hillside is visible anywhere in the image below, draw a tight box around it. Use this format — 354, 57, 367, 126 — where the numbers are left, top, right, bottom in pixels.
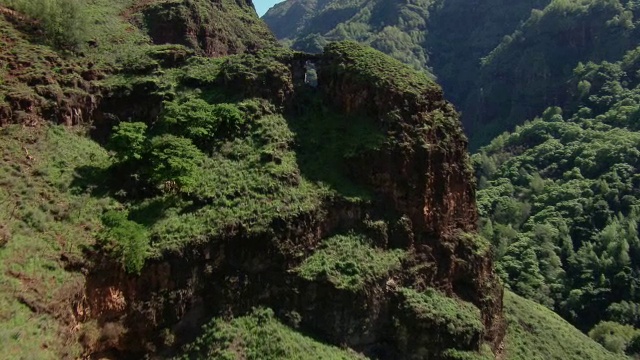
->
283, 94, 382, 201
69, 165, 113, 197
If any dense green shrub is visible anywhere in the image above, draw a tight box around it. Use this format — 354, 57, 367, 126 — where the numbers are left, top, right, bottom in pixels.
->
107, 122, 206, 194
160, 98, 246, 151
98, 210, 149, 274
108, 122, 148, 163
297, 234, 405, 290
175, 308, 364, 360
589, 321, 640, 354
147, 135, 205, 193
398, 287, 484, 346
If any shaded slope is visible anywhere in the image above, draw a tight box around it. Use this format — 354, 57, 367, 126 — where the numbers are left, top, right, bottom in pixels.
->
464, 0, 640, 147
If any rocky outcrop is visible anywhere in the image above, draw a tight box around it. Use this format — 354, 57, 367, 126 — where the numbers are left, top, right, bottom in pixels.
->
77, 42, 505, 359
315, 42, 505, 350
2, 3, 505, 357
0, 8, 101, 125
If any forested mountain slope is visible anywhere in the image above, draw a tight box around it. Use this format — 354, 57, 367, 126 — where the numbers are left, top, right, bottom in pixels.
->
264, 0, 640, 148
475, 46, 640, 357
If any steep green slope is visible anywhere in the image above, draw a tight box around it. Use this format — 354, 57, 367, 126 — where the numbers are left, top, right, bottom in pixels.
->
475, 46, 640, 356
0, 125, 113, 359
504, 291, 625, 360
465, 0, 640, 147
264, 0, 435, 71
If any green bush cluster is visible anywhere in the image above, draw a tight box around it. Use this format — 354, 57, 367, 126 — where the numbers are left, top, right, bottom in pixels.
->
174, 308, 365, 360
109, 119, 206, 194
589, 321, 640, 354
398, 287, 484, 347
296, 234, 405, 291
98, 210, 149, 274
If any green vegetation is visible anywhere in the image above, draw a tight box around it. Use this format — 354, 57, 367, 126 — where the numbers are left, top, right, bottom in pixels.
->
6, 0, 627, 358
139, 0, 275, 57
0, 125, 113, 359
0, 0, 87, 48
264, 0, 640, 148
297, 234, 405, 290
589, 321, 640, 354
475, 47, 640, 355
263, 0, 434, 72
263, 0, 552, 146
98, 210, 149, 274
323, 41, 437, 95
397, 287, 484, 347
465, 0, 640, 147
175, 308, 366, 360
504, 291, 625, 360
109, 109, 328, 253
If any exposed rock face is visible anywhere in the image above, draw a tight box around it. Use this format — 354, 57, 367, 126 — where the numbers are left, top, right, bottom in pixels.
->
315, 42, 505, 350
78, 42, 505, 359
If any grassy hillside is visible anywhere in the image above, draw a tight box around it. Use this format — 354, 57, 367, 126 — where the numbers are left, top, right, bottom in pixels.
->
0, 125, 113, 359
504, 291, 625, 360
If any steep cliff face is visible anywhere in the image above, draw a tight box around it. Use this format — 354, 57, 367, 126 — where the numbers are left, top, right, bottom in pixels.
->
76, 42, 505, 359
1, 2, 505, 359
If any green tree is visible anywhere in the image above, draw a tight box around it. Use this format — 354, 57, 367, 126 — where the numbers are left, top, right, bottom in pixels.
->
161, 98, 245, 151
108, 122, 148, 163
588, 321, 639, 354
148, 135, 205, 193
